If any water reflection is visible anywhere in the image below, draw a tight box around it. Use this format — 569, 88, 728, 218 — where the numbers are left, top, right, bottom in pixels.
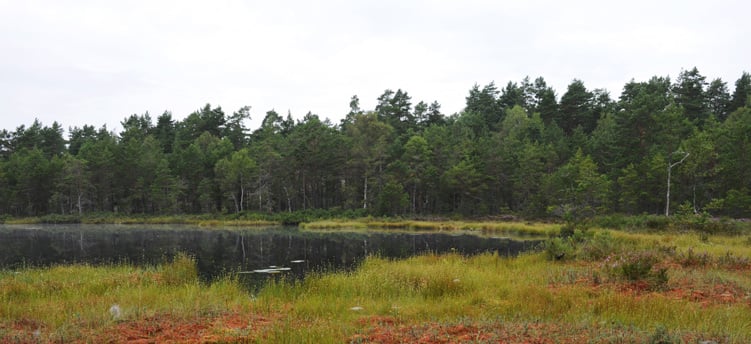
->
0, 224, 541, 289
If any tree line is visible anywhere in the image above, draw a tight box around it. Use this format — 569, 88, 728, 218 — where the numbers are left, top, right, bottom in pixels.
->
1, 67, 749, 219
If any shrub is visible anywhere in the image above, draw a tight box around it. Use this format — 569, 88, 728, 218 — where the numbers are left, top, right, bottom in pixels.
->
645, 216, 671, 231
717, 251, 751, 269
679, 248, 712, 268
543, 237, 574, 261
39, 214, 82, 224
648, 325, 679, 344
604, 251, 669, 290
619, 252, 658, 281
579, 231, 620, 260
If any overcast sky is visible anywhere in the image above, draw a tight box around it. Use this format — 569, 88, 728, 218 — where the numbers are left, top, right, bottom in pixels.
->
1, 0, 749, 135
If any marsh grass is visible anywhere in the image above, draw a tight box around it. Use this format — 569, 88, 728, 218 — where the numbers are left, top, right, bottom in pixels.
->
3, 214, 278, 227
0, 253, 253, 342
301, 218, 560, 237
256, 228, 751, 342
3, 223, 751, 342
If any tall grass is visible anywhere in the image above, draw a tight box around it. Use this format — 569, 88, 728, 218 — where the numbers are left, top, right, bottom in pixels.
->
0, 253, 252, 342
301, 219, 560, 236
257, 249, 751, 342
3, 222, 751, 342
255, 226, 751, 342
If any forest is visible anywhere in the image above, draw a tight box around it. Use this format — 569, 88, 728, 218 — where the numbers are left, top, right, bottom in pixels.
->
0, 67, 749, 219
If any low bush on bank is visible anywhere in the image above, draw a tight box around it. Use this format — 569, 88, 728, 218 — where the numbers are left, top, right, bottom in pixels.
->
592, 213, 748, 234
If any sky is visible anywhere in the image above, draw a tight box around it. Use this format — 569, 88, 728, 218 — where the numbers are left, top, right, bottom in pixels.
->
1, 0, 749, 135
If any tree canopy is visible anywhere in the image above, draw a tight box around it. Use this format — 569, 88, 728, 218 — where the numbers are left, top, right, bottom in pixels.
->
1, 68, 750, 219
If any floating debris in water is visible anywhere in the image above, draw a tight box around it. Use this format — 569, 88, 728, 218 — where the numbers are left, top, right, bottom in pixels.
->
453, 278, 461, 283
350, 306, 364, 311
290, 260, 305, 263
258, 269, 282, 274
238, 267, 292, 274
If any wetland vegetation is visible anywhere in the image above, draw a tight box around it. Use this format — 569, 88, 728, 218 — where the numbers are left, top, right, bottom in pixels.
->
2, 219, 751, 342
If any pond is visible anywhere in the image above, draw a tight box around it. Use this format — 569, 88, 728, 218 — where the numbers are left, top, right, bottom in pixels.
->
0, 224, 542, 290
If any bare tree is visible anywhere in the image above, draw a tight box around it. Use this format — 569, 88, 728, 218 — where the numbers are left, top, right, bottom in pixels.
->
665, 150, 690, 216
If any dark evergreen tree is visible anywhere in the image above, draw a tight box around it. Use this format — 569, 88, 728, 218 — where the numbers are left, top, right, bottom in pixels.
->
728, 72, 751, 114
558, 80, 598, 134
154, 111, 176, 154
376, 89, 414, 135
465, 82, 503, 130
68, 125, 98, 156
706, 78, 731, 121
673, 67, 708, 126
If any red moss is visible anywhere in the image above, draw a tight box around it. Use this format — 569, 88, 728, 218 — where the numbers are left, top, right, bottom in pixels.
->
78, 312, 276, 344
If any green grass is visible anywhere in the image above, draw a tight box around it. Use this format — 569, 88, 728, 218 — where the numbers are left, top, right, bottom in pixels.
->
258, 247, 751, 342
256, 226, 751, 342
2, 222, 751, 342
0, 254, 254, 342
301, 218, 560, 236
3, 214, 279, 227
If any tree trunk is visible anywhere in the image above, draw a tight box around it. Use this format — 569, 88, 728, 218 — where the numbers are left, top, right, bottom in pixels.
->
363, 176, 368, 209
77, 191, 83, 215
412, 183, 417, 214
232, 193, 239, 213
240, 183, 245, 212
665, 152, 689, 216
283, 186, 292, 212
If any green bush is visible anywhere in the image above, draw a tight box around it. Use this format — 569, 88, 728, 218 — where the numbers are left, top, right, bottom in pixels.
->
648, 325, 680, 344
543, 237, 574, 261
39, 214, 82, 224
679, 247, 712, 267
604, 251, 669, 290
579, 231, 621, 260
619, 252, 657, 281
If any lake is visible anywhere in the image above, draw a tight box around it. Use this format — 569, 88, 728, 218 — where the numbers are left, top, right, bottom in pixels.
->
0, 224, 541, 290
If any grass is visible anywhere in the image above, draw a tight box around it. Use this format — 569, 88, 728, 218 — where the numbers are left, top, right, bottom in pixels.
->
0, 208, 370, 226
301, 218, 560, 237
2, 222, 751, 342
0, 254, 258, 342
4, 215, 279, 227
258, 251, 751, 341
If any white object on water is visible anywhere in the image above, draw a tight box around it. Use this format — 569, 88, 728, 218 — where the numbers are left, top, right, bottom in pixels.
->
254, 269, 278, 273
248, 267, 292, 273
290, 260, 305, 263
350, 306, 364, 311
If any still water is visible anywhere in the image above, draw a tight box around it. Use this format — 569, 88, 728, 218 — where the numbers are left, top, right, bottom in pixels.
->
0, 224, 541, 288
